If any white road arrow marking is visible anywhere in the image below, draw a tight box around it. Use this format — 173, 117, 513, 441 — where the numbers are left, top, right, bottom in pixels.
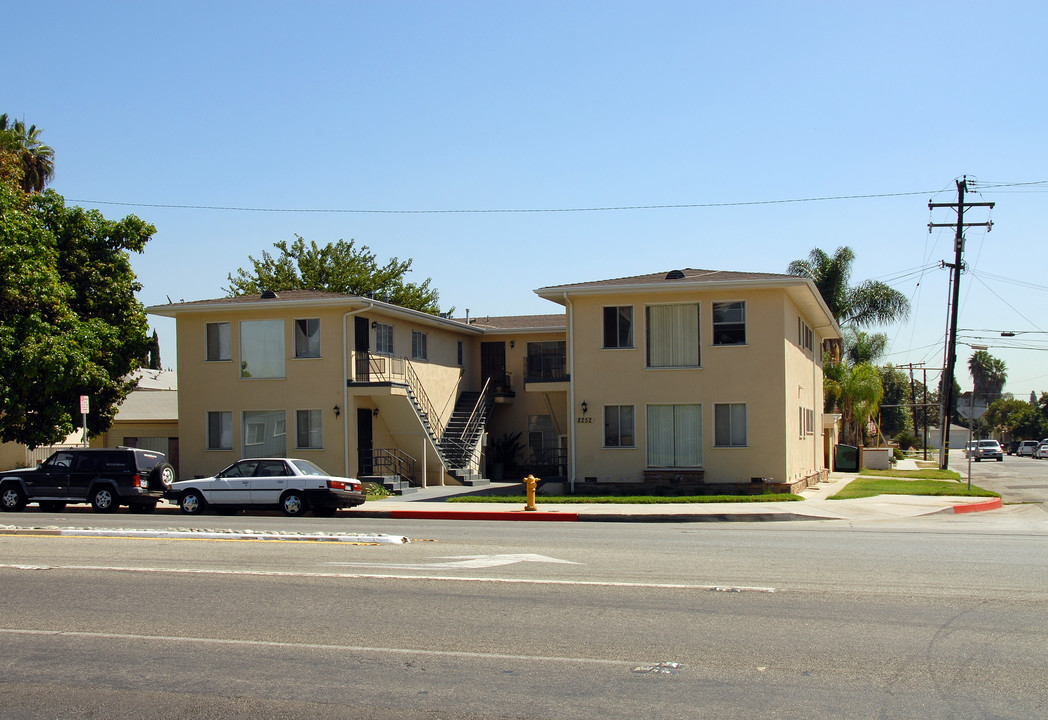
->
323, 553, 580, 570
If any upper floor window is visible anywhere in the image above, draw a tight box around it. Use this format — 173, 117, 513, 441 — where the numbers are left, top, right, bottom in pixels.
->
457, 341, 463, 366
646, 303, 700, 368
294, 318, 321, 358
206, 322, 231, 362
411, 330, 428, 360
798, 318, 813, 352
375, 323, 394, 355
603, 306, 634, 348
712, 302, 746, 345
240, 320, 285, 379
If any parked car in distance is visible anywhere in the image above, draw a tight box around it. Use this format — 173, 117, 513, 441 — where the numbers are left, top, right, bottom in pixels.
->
0, 447, 174, 513
974, 439, 1003, 462
1017, 440, 1040, 457
166, 458, 366, 517
1035, 441, 1048, 459
963, 441, 977, 458
1006, 440, 1021, 455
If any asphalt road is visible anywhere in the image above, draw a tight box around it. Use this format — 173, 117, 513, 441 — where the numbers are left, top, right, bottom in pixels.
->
949, 449, 1048, 503
2, 507, 1047, 719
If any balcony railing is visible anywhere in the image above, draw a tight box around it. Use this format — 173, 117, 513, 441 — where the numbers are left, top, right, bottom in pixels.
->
523, 353, 569, 383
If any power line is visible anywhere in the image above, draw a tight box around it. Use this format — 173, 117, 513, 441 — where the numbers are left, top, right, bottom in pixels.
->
63, 186, 1024, 216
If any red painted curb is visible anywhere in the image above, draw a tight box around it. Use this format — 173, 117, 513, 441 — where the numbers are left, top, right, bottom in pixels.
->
952, 497, 1002, 514
389, 510, 579, 522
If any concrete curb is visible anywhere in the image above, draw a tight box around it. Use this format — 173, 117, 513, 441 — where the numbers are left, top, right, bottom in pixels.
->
952, 497, 1003, 514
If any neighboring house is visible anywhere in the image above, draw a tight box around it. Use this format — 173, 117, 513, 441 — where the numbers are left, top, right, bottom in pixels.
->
92, 369, 180, 477
148, 268, 840, 491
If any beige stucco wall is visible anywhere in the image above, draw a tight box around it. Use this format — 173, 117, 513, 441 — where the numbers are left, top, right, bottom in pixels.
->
478, 331, 570, 475
782, 297, 828, 482
567, 287, 826, 486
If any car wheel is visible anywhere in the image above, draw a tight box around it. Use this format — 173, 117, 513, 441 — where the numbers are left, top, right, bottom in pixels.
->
151, 463, 176, 490
39, 501, 67, 512
312, 506, 337, 517
90, 487, 119, 513
280, 491, 308, 517
179, 490, 206, 515
130, 502, 157, 513
1, 485, 27, 512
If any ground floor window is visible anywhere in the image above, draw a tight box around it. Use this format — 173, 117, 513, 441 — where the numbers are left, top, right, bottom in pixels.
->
242, 410, 287, 458
207, 411, 233, 450
296, 409, 323, 449
646, 404, 702, 467
714, 403, 747, 447
604, 405, 635, 447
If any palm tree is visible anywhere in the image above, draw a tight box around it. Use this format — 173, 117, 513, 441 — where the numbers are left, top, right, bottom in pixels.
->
787, 246, 910, 328
825, 361, 884, 446
843, 328, 888, 366
968, 350, 1007, 405
0, 113, 55, 193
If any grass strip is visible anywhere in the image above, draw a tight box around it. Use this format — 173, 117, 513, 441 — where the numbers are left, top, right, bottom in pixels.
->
829, 477, 998, 500
447, 494, 803, 504
858, 468, 961, 480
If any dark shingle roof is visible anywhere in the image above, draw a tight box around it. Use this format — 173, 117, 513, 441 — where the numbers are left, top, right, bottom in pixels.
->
540, 268, 797, 292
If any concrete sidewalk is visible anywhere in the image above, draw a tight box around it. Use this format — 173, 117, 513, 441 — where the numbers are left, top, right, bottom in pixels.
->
356, 466, 1003, 523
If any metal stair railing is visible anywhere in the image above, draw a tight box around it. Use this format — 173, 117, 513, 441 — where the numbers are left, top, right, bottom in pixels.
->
362, 448, 416, 483
404, 359, 445, 442
440, 379, 494, 470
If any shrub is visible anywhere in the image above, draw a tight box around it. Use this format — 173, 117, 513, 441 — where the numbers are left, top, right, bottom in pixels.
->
894, 432, 919, 451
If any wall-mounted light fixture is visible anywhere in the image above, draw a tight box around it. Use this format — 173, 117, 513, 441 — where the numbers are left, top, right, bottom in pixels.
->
510, 340, 515, 348
581, 401, 588, 415
371, 321, 378, 329
333, 404, 340, 418
372, 408, 380, 417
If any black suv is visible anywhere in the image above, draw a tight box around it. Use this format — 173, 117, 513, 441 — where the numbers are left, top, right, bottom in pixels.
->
0, 447, 175, 513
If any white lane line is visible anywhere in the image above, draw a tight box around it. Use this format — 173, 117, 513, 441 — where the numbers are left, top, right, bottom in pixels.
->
0, 563, 775, 592
0, 627, 650, 668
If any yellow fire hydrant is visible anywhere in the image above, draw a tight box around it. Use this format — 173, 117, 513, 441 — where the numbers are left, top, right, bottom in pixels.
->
523, 474, 539, 511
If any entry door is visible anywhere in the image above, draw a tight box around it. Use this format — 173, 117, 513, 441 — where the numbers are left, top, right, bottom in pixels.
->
354, 316, 370, 381
357, 408, 374, 476
481, 342, 507, 392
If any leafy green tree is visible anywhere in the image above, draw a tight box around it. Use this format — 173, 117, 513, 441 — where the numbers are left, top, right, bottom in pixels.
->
0, 179, 154, 448
0, 114, 55, 193
226, 235, 444, 314
787, 246, 910, 328
878, 365, 912, 439
844, 328, 888, 366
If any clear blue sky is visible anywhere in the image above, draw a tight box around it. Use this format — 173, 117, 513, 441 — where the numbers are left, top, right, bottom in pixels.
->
7, 1, 1047, 397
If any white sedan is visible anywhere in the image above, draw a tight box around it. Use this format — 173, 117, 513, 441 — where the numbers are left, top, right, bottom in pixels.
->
1036, 442, 1048, 460
167, 458, 366, 517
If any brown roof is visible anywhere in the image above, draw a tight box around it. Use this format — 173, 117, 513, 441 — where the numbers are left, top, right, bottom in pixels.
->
152, 289, 355, 309
462, 314, 566, 331
539, 268, 798, 292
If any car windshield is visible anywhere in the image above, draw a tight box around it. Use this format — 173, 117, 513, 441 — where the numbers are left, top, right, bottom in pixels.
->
291, 459, 327, 476
978, 441, 999, 448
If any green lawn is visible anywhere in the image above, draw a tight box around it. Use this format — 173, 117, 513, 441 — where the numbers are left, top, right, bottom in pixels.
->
858, 467, 961, 480
447, 493, 803, 504
829, 476, 999, 500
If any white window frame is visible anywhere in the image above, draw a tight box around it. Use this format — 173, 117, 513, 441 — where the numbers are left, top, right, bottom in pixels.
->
205, 322, 231, 362
646, 303, 700, 368
603, 405, 636, 448
240, 319, 285, 379
411, 330, 428, 360
294, 318, 321, 359
375, 323, 394, 355
296, 409, 323, 450
714, 403, 747, 447
206, 411, 233, 450
712, 301, 746, 346
603, 306, 634, 349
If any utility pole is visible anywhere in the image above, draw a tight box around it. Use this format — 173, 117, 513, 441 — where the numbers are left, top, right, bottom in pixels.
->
929, 176, 994, 469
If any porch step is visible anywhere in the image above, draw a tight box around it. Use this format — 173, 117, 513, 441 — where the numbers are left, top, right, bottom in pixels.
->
359, 475, 419, 495
450, 468, 490, 487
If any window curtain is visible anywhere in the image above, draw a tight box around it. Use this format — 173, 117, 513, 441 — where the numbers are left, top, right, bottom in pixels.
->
647, 404, 702, 467
647, 304, 699, 367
